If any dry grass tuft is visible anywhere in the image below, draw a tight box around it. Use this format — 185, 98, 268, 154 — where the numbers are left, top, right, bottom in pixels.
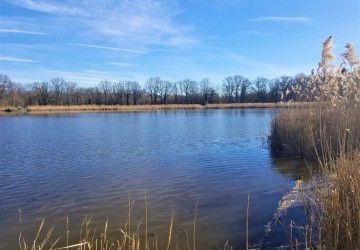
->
316, 153, 360, 249
19, 199, 237, 250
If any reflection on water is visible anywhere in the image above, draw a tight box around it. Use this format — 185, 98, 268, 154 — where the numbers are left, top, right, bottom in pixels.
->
272, 157, 315, 182
0, 109, 307, 249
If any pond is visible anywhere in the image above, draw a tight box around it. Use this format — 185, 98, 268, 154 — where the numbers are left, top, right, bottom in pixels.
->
0, 109, 305, 249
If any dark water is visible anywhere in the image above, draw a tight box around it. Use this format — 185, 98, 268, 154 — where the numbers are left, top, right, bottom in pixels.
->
0, 109, 301, 249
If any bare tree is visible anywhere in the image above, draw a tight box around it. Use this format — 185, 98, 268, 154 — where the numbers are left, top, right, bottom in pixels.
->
160, 80, 172, 104
0, 74, 12, 103
73, 87, 87, 105
253, 77, 268, 102
172, 81, 179, 104
232, 75, 251, 103
240, 77, 251, 103
199, 78, 215, 104
145, 77, 162, 104
268, 79, 281, 102
64, 81, 77, 105
50, 77, 65, 105
99, 80, 112, 105
124, 81, 132, 105
153, 78, 161, 104
222, 76, 235, 103
113, 81, 125, 105
189, 80, 198, 103
233, 75, 242, 102
181, 79, 197, 103
178, 81, 185, 103
131, 81, 142, 105
31, 81, 49, 105
277, 75, 294, 102
86, 87, 102, 104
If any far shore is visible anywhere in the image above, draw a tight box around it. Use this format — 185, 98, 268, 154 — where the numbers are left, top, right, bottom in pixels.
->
0, 102, 313, 115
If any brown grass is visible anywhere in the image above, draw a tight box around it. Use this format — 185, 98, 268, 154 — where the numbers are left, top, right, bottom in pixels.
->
315, 152, 360, 249
269, 104, 360, 249
18, 198, 236, 250
26, 104, 204, 113
269, 104, 360, 160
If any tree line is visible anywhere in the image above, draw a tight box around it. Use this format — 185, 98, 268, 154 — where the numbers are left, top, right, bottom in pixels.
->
0, 73, 310, 106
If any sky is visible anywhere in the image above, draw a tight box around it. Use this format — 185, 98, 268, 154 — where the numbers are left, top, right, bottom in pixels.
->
0, 0, 359, 87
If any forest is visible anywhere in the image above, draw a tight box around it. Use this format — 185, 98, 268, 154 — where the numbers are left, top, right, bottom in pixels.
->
0, 73, 308, 107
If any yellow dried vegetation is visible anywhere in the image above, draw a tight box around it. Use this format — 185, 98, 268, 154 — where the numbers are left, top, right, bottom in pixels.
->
270, 36, 360, 249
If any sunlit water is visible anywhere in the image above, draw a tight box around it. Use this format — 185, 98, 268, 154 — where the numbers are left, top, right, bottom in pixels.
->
0, 109, 302, 249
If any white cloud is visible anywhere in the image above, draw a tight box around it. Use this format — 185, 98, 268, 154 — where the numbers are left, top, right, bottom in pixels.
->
7, 0, 197, 47
43, 69, 113, 86
0, 17, 52, 36
249, 16, 312, 24
109, 62, 135, 67
9, 0, 89, 16
0, 56, 39, 62
70, 43, 147, 54
0, 29, 47, 35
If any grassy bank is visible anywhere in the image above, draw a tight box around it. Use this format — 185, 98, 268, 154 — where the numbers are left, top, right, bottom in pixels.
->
0, 102, 310, 115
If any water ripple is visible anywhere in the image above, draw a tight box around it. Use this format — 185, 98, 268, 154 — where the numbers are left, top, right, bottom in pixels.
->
0, 109, 292, 249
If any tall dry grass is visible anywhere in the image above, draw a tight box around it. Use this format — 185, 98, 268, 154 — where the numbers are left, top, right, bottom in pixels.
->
314, 153, 360, 249
269, 106, 360, 160
269, 36, 360, 249
18, 198, 236, 250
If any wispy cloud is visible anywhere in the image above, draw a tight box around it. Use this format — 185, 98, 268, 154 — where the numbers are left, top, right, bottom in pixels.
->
70, 43, 147, 54
7, 0, 197, 47
44, 69, 111, 85
249, 16, 312, 24
0, 56, 39, 62
1, 17, 51, 37
109, 62, 135, 67
0, 29, 47, 35
9, 0, 88, 16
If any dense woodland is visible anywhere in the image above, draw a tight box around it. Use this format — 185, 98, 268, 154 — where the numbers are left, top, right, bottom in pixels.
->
0, 73, 309, 106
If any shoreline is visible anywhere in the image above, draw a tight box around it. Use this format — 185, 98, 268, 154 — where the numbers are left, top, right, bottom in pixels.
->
0, 102, 312, 115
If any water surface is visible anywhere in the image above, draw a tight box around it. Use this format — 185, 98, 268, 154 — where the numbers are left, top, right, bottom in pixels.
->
0, 109, 298, 249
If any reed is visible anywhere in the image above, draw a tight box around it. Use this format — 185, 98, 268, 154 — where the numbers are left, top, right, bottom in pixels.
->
269, 105, 360, 159
269, 37, 360, 248
273, 106, 360, 249
315, 152, 360, 249
18, 198, 237, 250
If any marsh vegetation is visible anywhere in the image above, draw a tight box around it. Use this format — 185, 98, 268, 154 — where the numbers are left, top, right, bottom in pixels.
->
269, 37, 360, 249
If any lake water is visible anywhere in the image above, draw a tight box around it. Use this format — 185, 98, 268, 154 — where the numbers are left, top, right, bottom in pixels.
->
0, 109, 302, 249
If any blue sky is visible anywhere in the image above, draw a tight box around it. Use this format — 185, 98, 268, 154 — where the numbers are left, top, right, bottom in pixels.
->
0, 0, 359, 87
